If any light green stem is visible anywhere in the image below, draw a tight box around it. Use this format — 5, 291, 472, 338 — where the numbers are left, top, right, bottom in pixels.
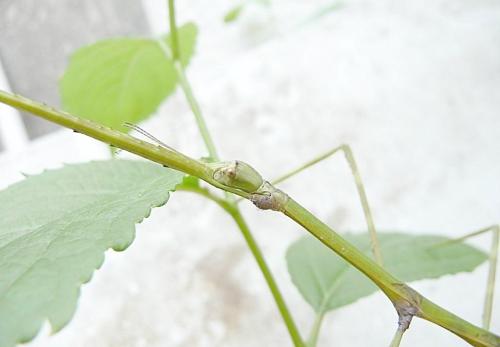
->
174, 61, 219, 160
178, 185, 305, 346
167, 0, 180, 61
306, 313, 324, 347
389, 328, 404, 347
0, 89, 498, 347
167, 0, 219, 161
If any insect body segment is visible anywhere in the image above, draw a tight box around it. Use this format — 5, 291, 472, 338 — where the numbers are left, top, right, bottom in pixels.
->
210, 160, 264, 193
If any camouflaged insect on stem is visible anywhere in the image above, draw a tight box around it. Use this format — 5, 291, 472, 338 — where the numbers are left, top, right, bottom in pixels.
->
210, 160, 264, 193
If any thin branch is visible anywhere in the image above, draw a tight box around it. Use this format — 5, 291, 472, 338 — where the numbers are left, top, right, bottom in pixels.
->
167, 0, 180, 61
166, 0, 219, 160
178, 185, 305, 346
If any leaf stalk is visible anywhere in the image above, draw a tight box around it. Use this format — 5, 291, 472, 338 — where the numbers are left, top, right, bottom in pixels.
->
389, 328, 404, 347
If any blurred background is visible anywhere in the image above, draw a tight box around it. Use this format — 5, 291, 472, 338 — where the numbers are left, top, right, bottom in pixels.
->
0, 0, 499, 346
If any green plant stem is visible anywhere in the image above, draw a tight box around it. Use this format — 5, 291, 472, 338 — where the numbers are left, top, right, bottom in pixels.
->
389, 328, 404, 347
166, 3, 304, 345
167, 0, 219, 161
178, 185, 305, 346
174, 61, 219, 160
0, 89, 498, 347
167, 0, 180, 61
306, 313, 324, 347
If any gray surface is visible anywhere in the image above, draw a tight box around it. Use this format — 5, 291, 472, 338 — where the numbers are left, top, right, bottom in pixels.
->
0, 0, 149, 139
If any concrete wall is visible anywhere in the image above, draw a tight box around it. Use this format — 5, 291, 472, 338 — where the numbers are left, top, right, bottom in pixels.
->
0, 0, 149, 138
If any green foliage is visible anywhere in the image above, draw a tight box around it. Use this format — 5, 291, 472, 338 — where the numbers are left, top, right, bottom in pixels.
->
176, 174, 200, 189
60, 23, 197, 131
224, 5, 244, 23
0, 160, 183, 347
287, 232, 487, 314
223, 0, 271, 23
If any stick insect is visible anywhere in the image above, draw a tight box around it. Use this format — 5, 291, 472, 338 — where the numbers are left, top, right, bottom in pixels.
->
123, 122, 498, 335
267, 143, 498, 332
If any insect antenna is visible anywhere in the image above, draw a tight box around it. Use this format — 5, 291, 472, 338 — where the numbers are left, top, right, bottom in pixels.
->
123, 122, 176, 152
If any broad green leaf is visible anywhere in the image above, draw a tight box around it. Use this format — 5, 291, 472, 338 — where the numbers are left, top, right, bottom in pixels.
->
60, 23, 197, 131
286, 233, 487, 314
0, 160, 184, 347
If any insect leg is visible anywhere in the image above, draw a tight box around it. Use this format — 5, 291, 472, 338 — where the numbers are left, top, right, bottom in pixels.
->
269, 144, 383, 265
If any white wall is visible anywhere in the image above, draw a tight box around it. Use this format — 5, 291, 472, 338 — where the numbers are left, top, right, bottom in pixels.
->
1, 0, 498, 346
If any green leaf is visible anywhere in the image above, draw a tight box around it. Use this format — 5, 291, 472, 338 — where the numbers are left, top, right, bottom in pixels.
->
223, 0, 272, 23
0, 160, 184, 347
164, 23, 198, 67
286, 232, 487, 314
176, 174, 200, 189
224, 5, 244, 23
60, 23, 198, 131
